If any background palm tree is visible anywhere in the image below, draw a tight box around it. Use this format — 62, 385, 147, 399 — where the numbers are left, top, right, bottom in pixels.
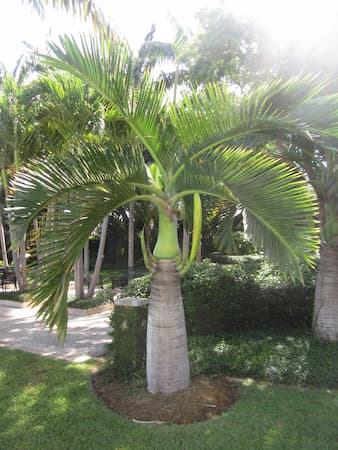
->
10, 32, 331, 394
269, 96, 338, 341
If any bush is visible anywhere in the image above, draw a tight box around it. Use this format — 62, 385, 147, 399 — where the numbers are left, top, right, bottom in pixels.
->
109, 303, 147, 380
125, 260, 316, 335
68, 287, 117, 309
189, 332, 338, 387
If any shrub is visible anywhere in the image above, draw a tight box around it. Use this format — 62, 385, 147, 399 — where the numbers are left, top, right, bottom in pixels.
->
125, 260, 316, 335
109, 303, 147, 380
110, 260, 317, 378
189, 332, 338, 387
68, 287, 118, 309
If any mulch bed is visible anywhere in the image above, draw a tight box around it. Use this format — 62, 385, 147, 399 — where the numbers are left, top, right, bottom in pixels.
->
92, 372, 239, 425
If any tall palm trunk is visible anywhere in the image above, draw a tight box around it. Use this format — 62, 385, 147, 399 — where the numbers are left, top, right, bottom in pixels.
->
1, 167, 25, 291
0, 211, 9, 268
84, 240, 90, 282
128, 201, 135, 279
74, 253, 84, 299
87, 215, 109, 297
182, 225, 190, 263
313, 241, 338, 341
147, 259, 190, 393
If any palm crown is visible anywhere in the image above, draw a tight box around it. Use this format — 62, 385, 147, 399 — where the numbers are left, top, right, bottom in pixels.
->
9, 32, 324, 339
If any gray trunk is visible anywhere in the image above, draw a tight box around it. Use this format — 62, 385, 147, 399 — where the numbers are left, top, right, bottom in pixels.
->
128, 201, 135, 277
0, 212, 9, 267
74, 254, 84, 299
84, 241, 90, 281
313, 242, 338, 341
33, 218, 41, 261
8, 225, 24, 292
19, 238, 27, 286
147, 259, 190, 394
87, 215, 109, 298
182, 226, 190, 262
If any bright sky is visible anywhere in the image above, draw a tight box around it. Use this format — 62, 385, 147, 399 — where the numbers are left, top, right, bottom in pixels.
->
0, 0, 337, 71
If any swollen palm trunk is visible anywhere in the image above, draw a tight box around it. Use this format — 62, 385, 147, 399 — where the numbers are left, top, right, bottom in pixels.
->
147, 259, 190, 394
313, 243, 338, 341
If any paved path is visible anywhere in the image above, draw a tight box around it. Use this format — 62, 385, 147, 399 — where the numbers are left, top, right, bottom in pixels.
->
0, 301, 112, 362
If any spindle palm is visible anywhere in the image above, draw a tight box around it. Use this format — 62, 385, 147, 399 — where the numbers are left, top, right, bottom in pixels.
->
9, 32, 325, 393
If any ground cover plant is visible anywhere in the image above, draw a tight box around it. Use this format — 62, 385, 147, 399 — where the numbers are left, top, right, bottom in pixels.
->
1, 347, 338, 449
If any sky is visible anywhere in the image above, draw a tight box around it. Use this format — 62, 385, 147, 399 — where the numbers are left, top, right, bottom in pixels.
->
0, 0, 338, 72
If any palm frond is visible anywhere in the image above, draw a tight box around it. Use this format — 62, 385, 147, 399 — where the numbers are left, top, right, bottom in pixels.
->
172, 147, 318, 279
169, 77, 333, 157
25, 0, 111, 36
43, 34, 169, 174
8, 144, 150, 338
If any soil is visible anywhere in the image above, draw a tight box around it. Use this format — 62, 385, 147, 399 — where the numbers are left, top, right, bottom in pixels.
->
92, 372, 239, 425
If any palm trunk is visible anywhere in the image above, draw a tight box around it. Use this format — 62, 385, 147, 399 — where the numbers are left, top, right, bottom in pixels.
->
74, 254, 84, 299
313, 242, 338, 341
87, 215, 109, 298
2, 167, 24, 291
147, 259, 190, 393
0, 212, 9, 268
33, 218, 41, 261
182, 225, 190, 262
84, 240, 90, 282
19, 238, 27, 286
147, 207, 189, 393
196, 240, 202, 263
128, 201, 135, 279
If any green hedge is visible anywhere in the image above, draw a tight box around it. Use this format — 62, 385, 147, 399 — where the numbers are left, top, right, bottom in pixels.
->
189, 332, 338, 387
109, 303, 147, 379
125, 260, 316, 335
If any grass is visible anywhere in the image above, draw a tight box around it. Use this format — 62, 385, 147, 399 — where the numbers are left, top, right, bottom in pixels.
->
1, 347, 338, 450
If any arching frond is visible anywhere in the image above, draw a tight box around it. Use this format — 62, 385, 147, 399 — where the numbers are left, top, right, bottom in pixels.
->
172, 147, 318, 279
43, 34, 169, 174
169, 78, 332, 156
8, 144, 150, 338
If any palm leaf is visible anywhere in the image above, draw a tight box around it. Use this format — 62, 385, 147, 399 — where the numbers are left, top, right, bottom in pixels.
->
169, 78, 332, 158
8, 144, 151, 338
172, 147, 318, 279
42, 34, 170, 175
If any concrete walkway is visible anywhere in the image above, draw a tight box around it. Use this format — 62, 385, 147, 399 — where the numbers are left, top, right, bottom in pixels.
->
0, 301, 112, 362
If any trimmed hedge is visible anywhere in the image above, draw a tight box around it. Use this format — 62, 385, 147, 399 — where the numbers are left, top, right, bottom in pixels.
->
189, 332, 338, 387
109, 303, 147, 379
125, 260, 316, 335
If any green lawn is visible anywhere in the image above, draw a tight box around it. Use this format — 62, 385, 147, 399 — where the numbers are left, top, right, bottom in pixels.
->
0, 347, 337, 450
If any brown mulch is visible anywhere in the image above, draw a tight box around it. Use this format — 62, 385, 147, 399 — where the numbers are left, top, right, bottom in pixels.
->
92, 372, 239, 425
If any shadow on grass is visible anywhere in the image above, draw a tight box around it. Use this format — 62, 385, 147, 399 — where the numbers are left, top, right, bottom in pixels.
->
0, 347, 338, 450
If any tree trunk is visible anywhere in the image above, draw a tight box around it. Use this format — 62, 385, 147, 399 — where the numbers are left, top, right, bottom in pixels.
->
8, 226, 25, 292
84, 240, 90, 282
74, 253, 84, 299
128, 201, 135, 279
19, 238, 27, 286
313, 242, 338, 341
87, 215, 109, 298
2, 167, 24, 290
33, 218, 41, 261
196, 240, 202, 263
182, 225, 190, 262
147, 259, 190, 394
0, 212, 9, 268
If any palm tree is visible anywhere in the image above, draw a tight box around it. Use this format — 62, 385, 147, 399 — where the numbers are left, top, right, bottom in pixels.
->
10, 33, 329, 394
271, 96, 338, 341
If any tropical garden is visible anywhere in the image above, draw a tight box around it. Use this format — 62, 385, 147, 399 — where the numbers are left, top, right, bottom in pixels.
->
1, 0, 338, 448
